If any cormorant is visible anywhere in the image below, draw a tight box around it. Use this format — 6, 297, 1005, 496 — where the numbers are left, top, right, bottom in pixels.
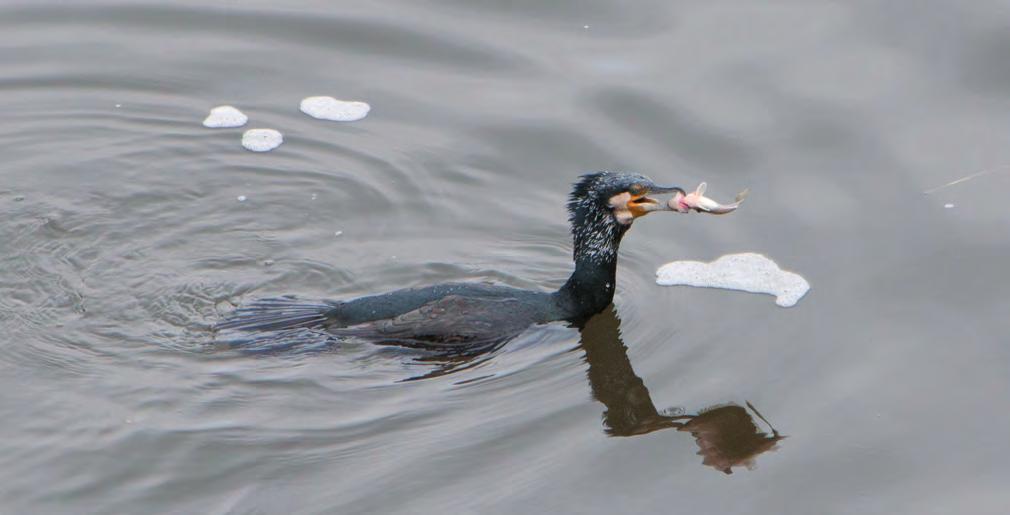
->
218, 172, 743, 350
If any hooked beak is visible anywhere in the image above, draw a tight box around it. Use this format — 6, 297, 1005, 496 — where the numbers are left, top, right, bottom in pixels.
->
668, 182, 749, 215
625, 185, 686, 217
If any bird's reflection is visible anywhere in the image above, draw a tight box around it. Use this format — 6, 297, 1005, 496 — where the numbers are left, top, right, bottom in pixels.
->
578, 306, 785, 474
243, 301, 786, 474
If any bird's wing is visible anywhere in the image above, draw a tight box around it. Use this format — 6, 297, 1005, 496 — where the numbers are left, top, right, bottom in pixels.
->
333, 294, 529, 348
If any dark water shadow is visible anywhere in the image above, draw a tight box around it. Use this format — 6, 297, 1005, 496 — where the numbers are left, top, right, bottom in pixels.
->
580, 306, 786, 474
211, 314, 516, 383
212, 299, 784, 474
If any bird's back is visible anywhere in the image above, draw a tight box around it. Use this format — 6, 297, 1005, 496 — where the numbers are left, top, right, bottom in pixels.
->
218, 282, 563, 351
330, 293, 549, 350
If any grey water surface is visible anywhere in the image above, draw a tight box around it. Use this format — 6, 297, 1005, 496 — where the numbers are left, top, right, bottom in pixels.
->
3, 1, 1010, 513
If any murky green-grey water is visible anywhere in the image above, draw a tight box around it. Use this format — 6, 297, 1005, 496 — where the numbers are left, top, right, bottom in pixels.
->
3, 1, 1010, 513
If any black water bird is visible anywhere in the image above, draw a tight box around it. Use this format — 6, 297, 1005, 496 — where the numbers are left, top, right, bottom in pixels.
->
218, 172, 739, 350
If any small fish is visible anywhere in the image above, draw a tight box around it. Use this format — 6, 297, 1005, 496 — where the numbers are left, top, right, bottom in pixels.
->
671, 182, 749, 214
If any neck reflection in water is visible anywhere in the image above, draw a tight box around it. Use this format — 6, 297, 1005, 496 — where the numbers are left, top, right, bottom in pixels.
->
579, 306, 785, 474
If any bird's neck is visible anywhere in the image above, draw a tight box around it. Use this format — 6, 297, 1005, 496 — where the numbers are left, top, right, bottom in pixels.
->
557, 257, 618, 321
555, 213, 627, 320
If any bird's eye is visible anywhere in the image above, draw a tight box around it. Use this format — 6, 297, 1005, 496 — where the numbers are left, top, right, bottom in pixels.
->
628, 184, 645, 196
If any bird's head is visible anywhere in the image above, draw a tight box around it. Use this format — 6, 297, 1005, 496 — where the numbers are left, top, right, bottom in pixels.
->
566, 171, 746, 264
568, 171, 745, 227
568, 171, 681, 227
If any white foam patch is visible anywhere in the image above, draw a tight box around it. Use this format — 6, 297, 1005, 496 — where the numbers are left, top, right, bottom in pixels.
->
656, 253, 810, 307
300, 96, 370, 121
203, 105, 248, 128
241, 129, 283, 152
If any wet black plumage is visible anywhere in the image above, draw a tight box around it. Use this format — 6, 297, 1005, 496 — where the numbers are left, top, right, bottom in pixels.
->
218, 172, 680, 350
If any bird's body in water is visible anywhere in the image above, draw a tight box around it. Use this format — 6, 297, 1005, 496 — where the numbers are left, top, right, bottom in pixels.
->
218, 172, 743, 351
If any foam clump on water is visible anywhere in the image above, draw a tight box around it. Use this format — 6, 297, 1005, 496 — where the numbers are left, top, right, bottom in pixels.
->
202, 105, 248, 128
241, 129, 283, 152
300, 96, 370, 121
656, 253, 810, 307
